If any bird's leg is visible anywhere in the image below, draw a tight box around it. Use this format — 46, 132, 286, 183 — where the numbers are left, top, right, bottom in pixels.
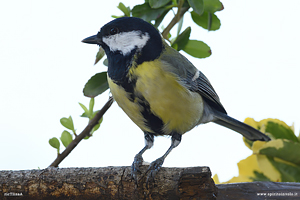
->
146, 132, 182, 182
131, 132, 154, 181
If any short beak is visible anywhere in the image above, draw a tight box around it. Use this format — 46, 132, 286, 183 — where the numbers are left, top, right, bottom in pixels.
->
81, 35, 101, 45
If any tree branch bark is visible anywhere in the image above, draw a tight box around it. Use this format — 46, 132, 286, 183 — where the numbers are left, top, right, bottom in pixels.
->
0, 166, 216, 200
2, 166, 300, 199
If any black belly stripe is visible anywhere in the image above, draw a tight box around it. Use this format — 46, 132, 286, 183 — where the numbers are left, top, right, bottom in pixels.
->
137, 95, 164, 136
114, 75, 165, 135
106, 47, 165, 135
119, 77, 137, 102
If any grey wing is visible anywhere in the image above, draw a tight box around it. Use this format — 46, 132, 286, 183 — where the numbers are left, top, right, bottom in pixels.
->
188, 70, 227, 114
161, 45, 227, 114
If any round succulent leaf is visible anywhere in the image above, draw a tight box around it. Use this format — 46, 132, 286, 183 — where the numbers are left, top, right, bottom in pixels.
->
49, 137, 60, 151
60, 116, 74, 131
94, 47, 105, 65
172, 26, 191, 51
149, 0, 171, 8
191, 11, 221, 31
188, 0, 204, 15
132, 3, 167, 22
83, 72, 109, 98
60, 130, 73, 148
183, 39, 211, 58
203, 0, 223, 13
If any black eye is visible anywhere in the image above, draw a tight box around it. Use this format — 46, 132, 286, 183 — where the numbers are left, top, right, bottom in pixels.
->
110, 27, 119, 35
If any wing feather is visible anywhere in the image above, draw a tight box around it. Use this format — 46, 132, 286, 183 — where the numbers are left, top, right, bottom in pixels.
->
160, 43, 227, 114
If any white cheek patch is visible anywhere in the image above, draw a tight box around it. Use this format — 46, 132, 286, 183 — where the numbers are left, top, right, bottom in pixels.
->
103, 31, 150, 56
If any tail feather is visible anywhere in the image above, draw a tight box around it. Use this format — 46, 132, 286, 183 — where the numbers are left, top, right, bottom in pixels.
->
213, 112, 271, 141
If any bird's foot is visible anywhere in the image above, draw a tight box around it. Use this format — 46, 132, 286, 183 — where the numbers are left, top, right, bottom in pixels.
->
131, 154, 144, 183
146, 157, 164, 184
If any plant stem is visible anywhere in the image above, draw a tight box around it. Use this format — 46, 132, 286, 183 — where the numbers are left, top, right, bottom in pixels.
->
49, 96, 114, 167
161, 0, 190, 40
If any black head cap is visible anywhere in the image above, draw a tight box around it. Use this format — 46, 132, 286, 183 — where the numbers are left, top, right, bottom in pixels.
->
82, 17, 164, 64
99, 17, 158, 37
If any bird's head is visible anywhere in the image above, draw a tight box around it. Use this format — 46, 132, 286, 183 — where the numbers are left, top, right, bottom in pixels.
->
82, 17, 163, 65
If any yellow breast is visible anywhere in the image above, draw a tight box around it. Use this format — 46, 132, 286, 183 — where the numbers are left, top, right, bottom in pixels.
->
107, 76, 153, 133
108, 60, 204, 135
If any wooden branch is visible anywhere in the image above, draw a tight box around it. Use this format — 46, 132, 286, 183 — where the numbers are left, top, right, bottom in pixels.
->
2, 166, 300, 199
0, 166, 216, 199
49, 96, 114, 168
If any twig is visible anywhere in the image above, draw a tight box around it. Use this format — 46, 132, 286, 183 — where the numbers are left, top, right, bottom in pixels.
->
161, 0, 190, 40
49, 96, 114, 167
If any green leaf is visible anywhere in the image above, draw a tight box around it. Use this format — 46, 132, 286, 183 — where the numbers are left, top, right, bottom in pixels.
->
243, 137, 254, 150
167, 32, 171, 39
149, 0, 171, 8
258, 139, 300, 166
91, 110, 99, 119
79, 102, 88, 114
83, 72, 109, 98
84, 135, 90, 139
92, 115, 103, 133
117, 2, 130, 17
171, 0, 177, 6
68, 116, 74, 130
250, 171, 271, 182
49, 137, 60, 153
132, 3, 166, 22
80, 112, 89, 118
92, 123, 101, 133
60, 130, 73, 148
188, 0, 204, 15
191, 11, 221, 31
203, 0, 223, 13
103, 58, 108, 66
172, 27, 191, 51
267, 156, 300, 182
183, 40, 211, 58
176, 16, 184, 36
265, 121, 298, 142
60, 116, 74, 131
94, 47, 105, 65
111, 15, 121, 18
79, 102, 89, 118
85, 115, 103, 139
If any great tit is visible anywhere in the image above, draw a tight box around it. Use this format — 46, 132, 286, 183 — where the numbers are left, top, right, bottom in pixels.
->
82, 17, 270, 181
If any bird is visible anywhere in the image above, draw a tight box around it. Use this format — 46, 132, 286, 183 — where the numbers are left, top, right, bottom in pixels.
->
82, 17, 271, 181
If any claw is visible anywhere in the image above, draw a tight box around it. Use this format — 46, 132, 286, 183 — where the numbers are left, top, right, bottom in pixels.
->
146, 157, 164, 184
131, 154, 144, 183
